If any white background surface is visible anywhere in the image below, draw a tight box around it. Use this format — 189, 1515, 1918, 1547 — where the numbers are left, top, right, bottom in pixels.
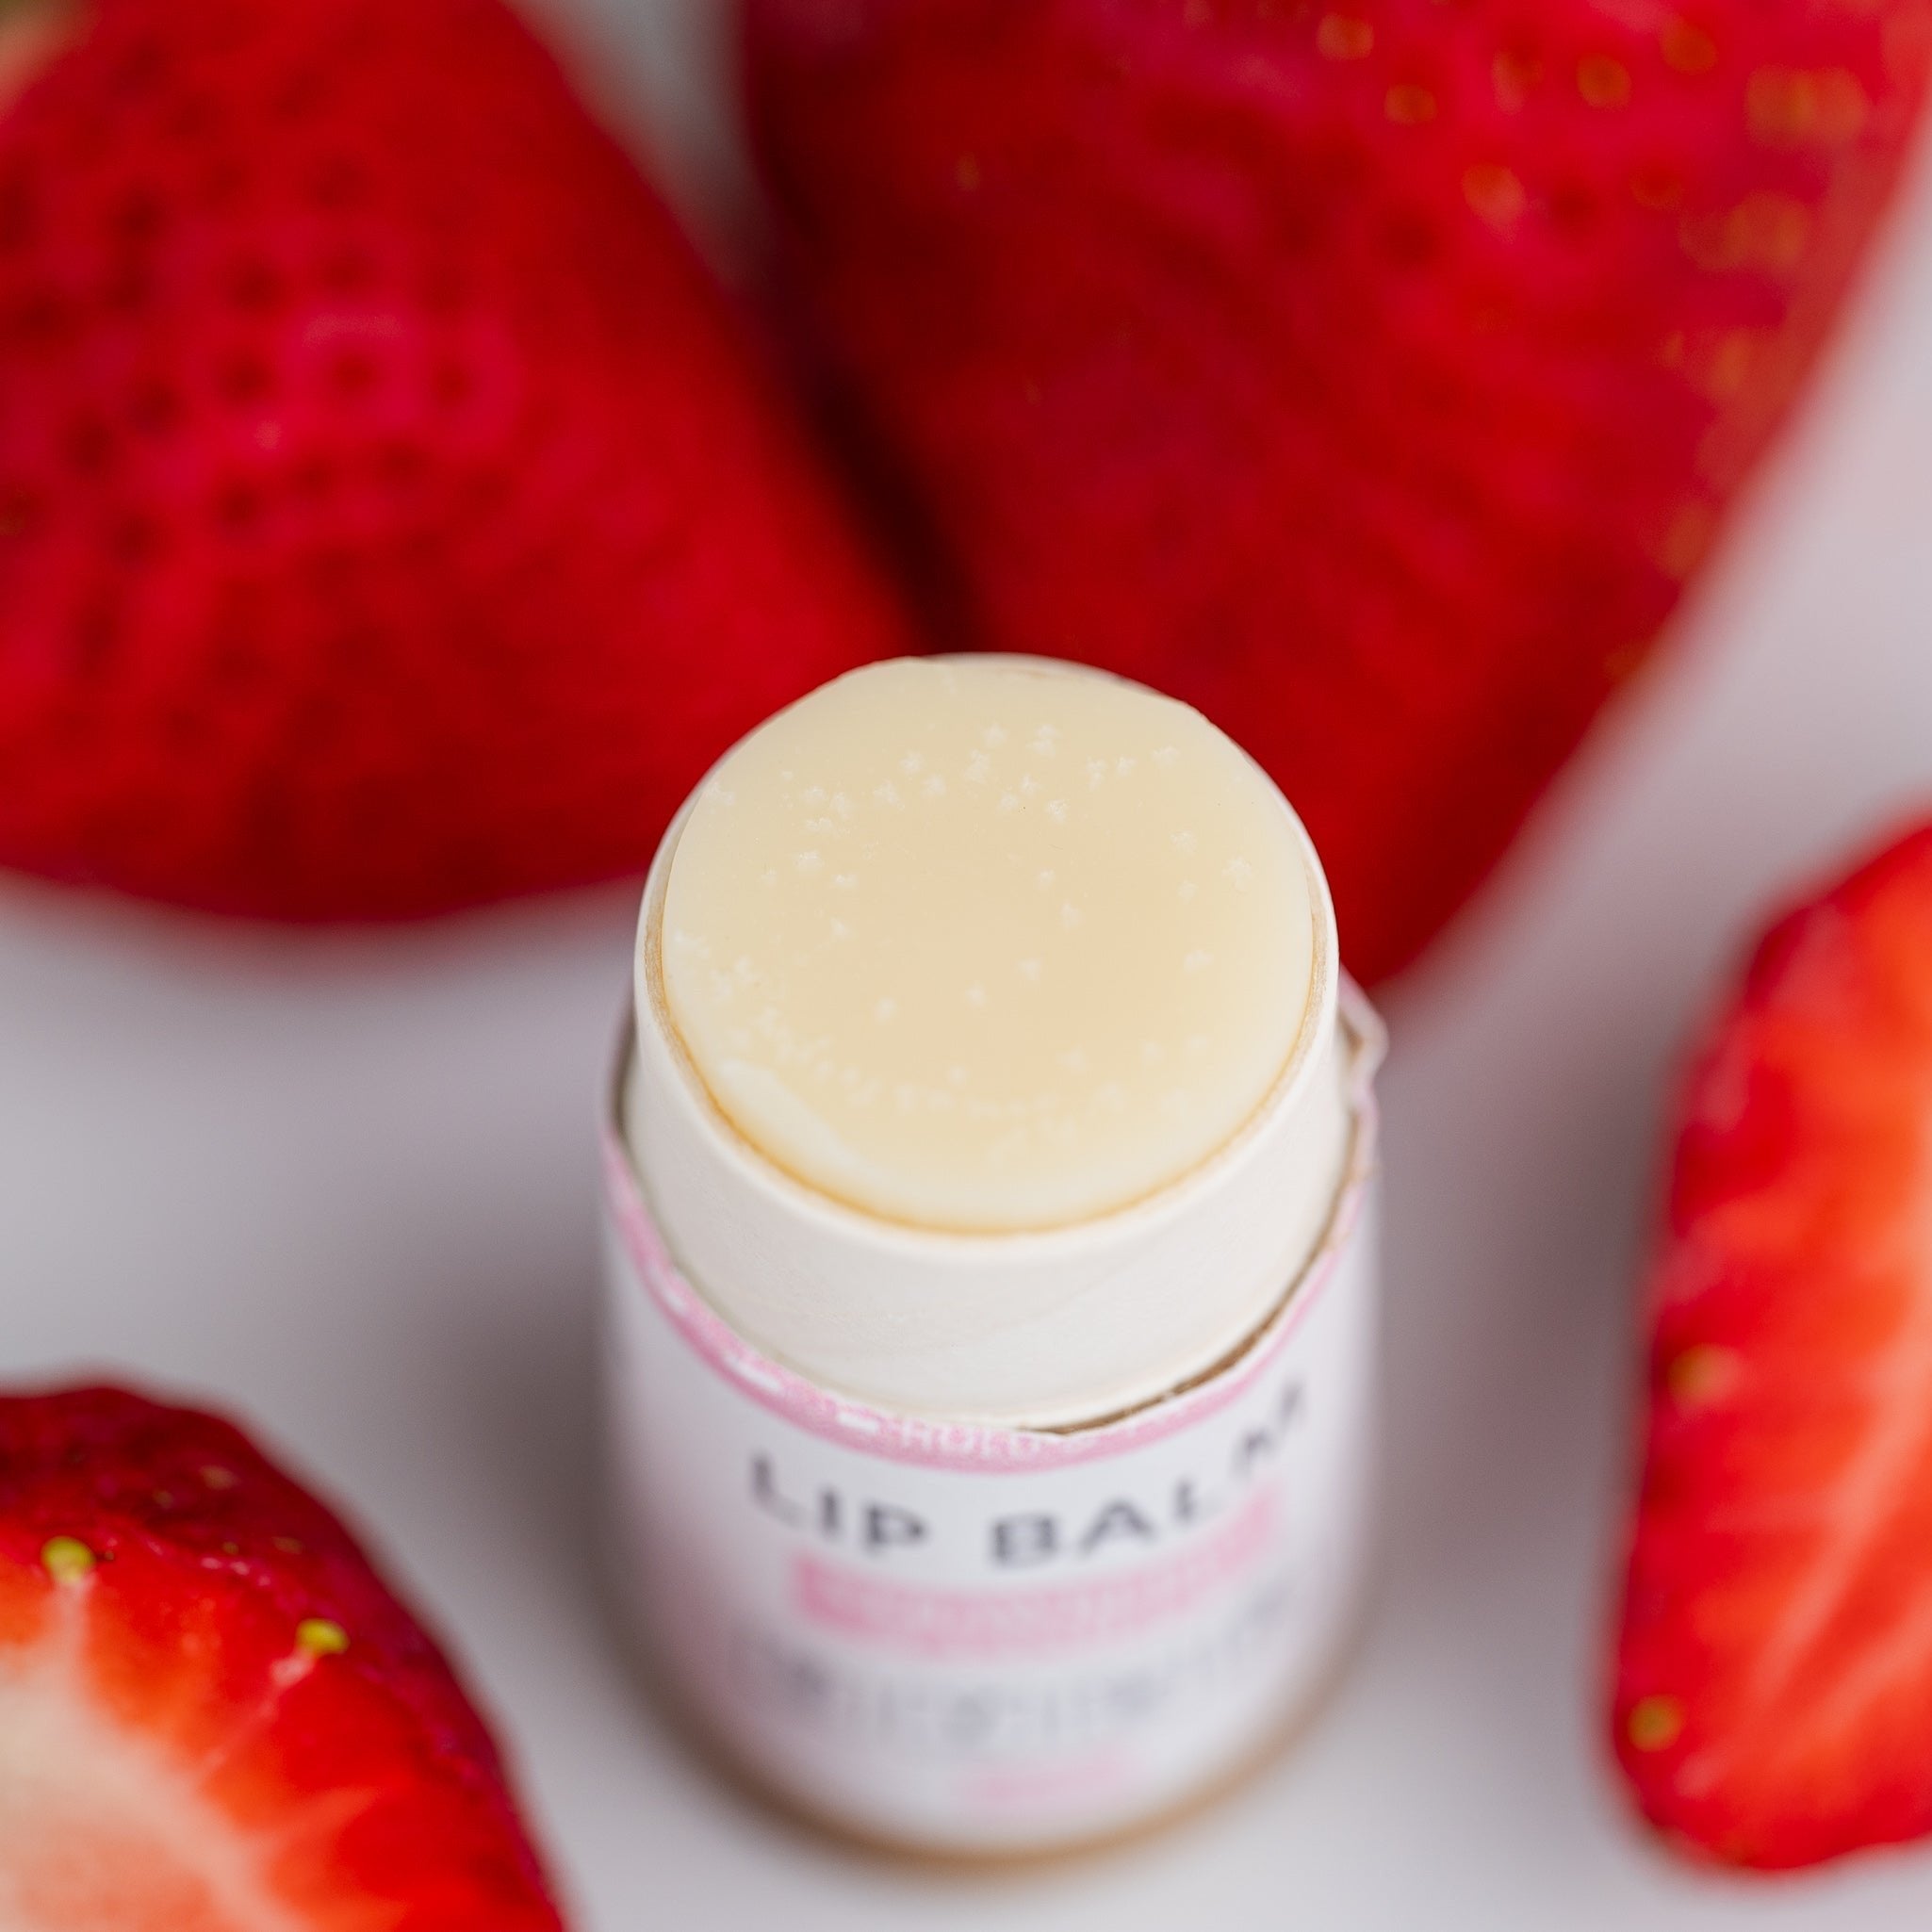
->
6, 4, 1932, 1924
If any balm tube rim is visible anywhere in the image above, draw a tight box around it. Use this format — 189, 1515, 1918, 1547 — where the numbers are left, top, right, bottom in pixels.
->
615, 985, 1381, 1437
629, 818, 1355, 1422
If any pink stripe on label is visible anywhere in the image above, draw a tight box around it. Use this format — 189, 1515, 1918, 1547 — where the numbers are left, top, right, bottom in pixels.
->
792, 1491, 1278, 1658
961, 1751, 1134, 1812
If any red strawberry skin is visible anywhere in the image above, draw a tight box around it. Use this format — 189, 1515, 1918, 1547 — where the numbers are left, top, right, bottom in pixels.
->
1612, 825, 1932, 1870
0, 0, 908, 920
0, 1384, 565, 1927
742, 0, 1932, 981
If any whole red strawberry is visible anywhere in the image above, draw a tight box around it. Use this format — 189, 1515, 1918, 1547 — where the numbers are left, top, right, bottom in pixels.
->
0, 1384, 565, 1925
1612, 823, 1932, 1870
743, 0, 1932, 980
0, 0, 907, 918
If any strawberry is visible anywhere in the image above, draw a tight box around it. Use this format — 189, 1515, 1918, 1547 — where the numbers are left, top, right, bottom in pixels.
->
1612, 823, 1932, 1870
0, 0, 907, 920
0, 1384, 565, 1926
742, 0, 1932, 981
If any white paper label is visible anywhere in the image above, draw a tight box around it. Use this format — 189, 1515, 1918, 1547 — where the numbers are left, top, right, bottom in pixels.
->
600, 1072, 1380, 1855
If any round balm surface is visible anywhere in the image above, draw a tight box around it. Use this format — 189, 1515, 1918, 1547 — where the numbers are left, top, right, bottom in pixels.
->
658, 657, 1319, 1231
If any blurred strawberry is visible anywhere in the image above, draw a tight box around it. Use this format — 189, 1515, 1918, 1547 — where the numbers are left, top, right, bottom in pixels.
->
0, 0, 908, 918
743, 0, 1932, 980
0, 1384, 565, 1925
1612, 823, 1932, 1869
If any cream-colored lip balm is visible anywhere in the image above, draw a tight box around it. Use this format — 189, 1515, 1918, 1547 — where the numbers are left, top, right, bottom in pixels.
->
659, 655, 1318, 1231
629, 657, 1350, 1426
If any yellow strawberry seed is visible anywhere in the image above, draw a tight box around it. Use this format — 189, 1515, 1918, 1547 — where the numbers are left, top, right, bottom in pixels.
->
1464, 163, 1527, 228
297, 1617, 350, 1657
1628, 1695, 1684, 1751
1668, 1343, 1742, 1404
1579, 56, 1632, 107
1318, 14, 1373, 60
41, 1536, 95, 1583
1662, 20, 1717, 74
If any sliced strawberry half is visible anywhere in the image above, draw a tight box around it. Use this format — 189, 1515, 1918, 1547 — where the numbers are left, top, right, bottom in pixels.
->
1612, 822, 1932, 1870
0, 1385, 565, 1928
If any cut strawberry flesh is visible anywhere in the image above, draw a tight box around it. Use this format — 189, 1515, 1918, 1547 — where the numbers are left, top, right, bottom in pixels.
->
1613, 825, 1932, 1868
0, 1577, 373, 1932
0, 1389, 565, 1929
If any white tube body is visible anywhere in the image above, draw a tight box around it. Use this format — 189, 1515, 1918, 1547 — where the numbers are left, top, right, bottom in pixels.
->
602, 996, 1382, 1856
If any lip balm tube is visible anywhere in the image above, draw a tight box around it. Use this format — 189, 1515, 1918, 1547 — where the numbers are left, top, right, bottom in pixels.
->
601, 656, 1384, 1857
